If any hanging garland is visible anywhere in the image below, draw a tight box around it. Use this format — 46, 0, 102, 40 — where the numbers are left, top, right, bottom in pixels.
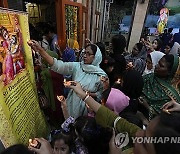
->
65, 5, 78, 42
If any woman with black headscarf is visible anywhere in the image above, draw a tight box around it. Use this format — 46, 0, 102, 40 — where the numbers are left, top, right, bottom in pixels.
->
109, 34, 127, 86
119, 70, 144, 114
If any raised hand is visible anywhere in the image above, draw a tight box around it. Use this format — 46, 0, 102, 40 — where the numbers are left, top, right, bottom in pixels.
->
29, 138, 53, 154
57, 95, 66, 106
162, 98, 180, 112
64, 81, 86, 100
109, 129, 122, 154
27, 40, 43, 53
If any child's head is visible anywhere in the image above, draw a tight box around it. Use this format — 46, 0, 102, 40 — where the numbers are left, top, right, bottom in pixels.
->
74, 116, 98, 142
74, 116, 112, 154
51, 129, 74, 154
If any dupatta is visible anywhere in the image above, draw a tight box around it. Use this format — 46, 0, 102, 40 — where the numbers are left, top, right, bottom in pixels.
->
142, 55, 180, 114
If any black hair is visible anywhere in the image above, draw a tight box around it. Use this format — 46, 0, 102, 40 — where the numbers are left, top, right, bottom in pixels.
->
164, 29, 168, 34
95, 42, 106, 58
105, 56, 115, 67
0, 144, 33, 154
140, 35, 148, 41
154, 111, 180, 154
163, 54, 174, 73
43, 23, 56, 35
102, 88, 111, 102
166, 42, 174, 48
136, 42, 143, 52
111, 34, 126, 54
85, 44, 97, 55
120, 112, 143, 129
100, 56, 115, 73
121, 70, 144, 99
29, 23, 42, 41
168, 28, 173, 33
153, 39, 162, 51
50, 129, 74, 153
74, 116, 112, 154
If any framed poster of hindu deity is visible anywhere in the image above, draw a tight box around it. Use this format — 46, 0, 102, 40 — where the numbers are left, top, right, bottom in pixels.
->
0, 7, 48, 148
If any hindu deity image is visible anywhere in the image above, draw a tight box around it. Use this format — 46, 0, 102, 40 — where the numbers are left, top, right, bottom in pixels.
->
0, 14, 25, 85
157, 8, 169, 34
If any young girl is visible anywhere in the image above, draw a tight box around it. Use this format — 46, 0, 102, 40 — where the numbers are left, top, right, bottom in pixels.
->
50, 129, 74, 154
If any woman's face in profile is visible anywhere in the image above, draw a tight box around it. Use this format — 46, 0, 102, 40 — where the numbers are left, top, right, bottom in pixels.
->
152, 40, 158, 50
154, 57, 170, 78
132, 45, 140, 56
83, 46, 95, 64
146, 56, 153, 70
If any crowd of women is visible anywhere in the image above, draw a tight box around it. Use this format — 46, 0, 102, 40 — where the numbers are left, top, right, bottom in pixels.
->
1, 24, 180, 154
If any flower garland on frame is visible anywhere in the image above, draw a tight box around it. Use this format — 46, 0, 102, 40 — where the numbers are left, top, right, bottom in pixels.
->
65, 5, 78, 42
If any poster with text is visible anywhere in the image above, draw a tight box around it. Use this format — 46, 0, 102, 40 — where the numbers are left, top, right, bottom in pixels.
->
0, 8, 49, 148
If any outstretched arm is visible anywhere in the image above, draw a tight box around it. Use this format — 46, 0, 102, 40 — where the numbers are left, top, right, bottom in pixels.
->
57, 95, 69, 119
28, 40, 54, 66
65, 82, 101, 113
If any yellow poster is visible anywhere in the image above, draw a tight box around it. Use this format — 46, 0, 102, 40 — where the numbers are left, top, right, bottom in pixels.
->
0, 8, 48, 147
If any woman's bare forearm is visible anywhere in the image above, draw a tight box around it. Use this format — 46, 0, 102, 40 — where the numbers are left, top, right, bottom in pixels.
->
78, 90, 101, 113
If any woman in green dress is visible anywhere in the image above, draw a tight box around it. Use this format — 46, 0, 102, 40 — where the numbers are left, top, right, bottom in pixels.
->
141, 54, 180, 119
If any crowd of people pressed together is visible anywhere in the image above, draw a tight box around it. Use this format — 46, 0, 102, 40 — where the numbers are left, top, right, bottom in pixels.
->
1, 23, 180, 154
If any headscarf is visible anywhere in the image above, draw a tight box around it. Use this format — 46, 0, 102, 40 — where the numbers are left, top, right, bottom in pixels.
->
121, 70, 144, 99
62, 47, 76, 62
142, 55, 180, 114
80, 46, 106, 76
143, 51, 165, 75
105, 88, 130, 114
169, 42, 180, 56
